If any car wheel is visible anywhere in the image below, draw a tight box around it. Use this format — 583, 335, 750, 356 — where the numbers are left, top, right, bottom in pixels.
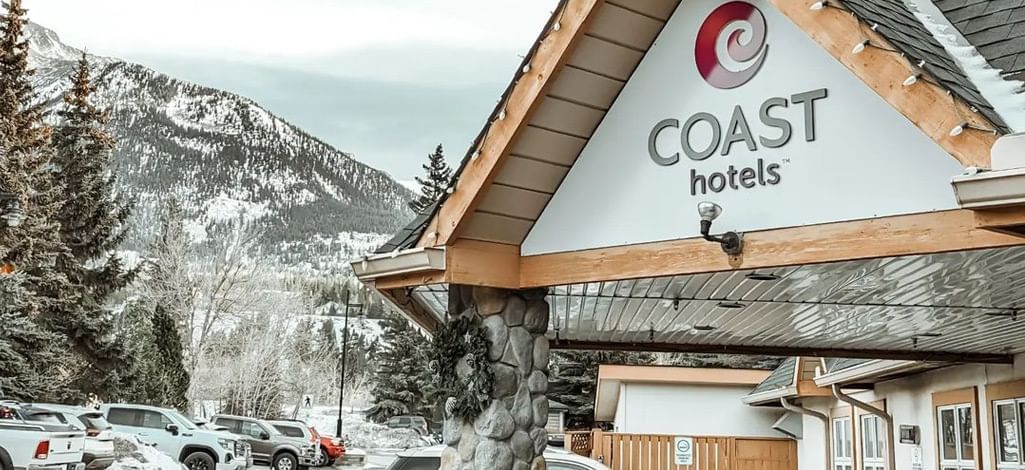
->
273, 453, 298, 470
0, 449, 14, 470
182, 452, 215, 470
317, 447, 331, 467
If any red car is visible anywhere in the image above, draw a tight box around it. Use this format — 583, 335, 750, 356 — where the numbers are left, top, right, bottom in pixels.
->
310, 427, 345, 467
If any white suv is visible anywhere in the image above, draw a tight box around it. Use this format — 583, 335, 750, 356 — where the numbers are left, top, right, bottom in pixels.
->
99, 404, 249, 470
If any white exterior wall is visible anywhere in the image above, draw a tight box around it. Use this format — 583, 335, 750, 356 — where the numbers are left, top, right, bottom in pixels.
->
797, 354, 1025, 470
614, 382, 783, 437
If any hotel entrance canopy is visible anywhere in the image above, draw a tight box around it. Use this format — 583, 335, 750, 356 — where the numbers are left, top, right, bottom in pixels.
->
354, 0, 1025, 364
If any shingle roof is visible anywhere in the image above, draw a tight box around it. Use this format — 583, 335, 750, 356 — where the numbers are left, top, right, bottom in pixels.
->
750, 357, 797, 395
844, 0, 1010, 132
823, 358, 873, 372
374, 202, 436, 254
935, 0, 1025, 80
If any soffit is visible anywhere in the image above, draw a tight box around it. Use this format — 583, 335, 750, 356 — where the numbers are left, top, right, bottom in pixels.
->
409, 245, 1025, 360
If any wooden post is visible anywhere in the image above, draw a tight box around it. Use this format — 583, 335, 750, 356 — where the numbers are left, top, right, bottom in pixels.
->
591, 428, 604, 461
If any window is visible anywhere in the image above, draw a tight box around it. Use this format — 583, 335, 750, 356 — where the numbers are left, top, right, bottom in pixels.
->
833, 416, 853, 470
141, 410, 174, 430
107, 408, 140, 427
214, 417, 241, 434
241, 420, 268, 439
275, 425, 305, 438
994, 398, 1025, 469
938, 404, 975, 470
861, 414, 886, 470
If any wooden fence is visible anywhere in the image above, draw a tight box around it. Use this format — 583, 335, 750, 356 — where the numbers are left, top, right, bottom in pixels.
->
564, 431, 796, 470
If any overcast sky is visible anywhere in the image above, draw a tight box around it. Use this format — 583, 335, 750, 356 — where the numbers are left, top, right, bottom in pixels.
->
26, 0, 557, 181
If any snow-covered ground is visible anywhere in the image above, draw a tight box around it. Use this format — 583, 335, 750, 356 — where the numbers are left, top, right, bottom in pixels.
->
110, 433, 186, 470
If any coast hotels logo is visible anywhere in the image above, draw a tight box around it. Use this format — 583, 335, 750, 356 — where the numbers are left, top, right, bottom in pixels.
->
647, 1, 829, 196
696, 1, 769, 89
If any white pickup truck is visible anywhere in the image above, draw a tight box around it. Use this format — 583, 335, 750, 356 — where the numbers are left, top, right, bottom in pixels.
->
0, 402, 86, 470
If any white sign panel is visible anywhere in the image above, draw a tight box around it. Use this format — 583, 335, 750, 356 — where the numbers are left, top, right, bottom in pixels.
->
522, 0, 963, 255
674, 436, 694, 465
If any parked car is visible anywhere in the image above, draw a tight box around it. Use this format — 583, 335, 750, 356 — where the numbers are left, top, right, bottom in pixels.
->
383, 416, 428, 436
314, 433, 346, 468
29, 404, 115, 470
268, 421, 342, 467
193, 418, 230, 432
210, 415, 318, 470
100, 404, 249, 470
0, 401, 86, 470
385, 445, 610, 470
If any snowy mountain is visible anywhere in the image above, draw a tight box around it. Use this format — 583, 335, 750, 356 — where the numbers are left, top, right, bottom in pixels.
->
26, 23, 414, 269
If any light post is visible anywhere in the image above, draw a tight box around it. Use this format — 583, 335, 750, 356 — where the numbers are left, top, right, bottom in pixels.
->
329, 290, 364, 437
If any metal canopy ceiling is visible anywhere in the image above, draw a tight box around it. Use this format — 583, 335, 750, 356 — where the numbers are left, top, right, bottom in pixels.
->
410, 246, 1025, 362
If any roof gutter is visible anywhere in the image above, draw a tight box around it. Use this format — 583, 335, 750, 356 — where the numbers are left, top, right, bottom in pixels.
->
781, 398, 829, 470
951, 133, 1025, 210
350, 247, 446, 282
814, 360, 920, 387
742, 386, 798, 406
832, 384, 895, 470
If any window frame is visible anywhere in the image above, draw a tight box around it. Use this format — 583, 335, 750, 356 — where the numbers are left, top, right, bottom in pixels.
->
833, 415, 854, 470
987, 379, 1025, 470
860, 414, 886, 470
993, 399, 1024, 469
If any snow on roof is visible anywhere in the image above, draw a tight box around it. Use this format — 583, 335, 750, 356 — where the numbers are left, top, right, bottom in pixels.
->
912, 0, 1025, 132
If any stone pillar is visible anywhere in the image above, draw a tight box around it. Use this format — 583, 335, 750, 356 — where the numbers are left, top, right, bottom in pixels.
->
442, 285, 551, 470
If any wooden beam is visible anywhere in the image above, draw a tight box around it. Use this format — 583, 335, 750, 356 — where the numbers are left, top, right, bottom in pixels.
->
446, 239, 521, 288
770, 0, 997, 169
372, 270, 446, 290
380, 288, 440, 332
520, 210, 1025, 287
418, 0, 604, 248
974, 207, 1025, 237
552, 340, 1013, 364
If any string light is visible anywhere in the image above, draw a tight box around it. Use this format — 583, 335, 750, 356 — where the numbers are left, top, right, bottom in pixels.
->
810, 1, 829, 10
498, 109, 507, 120
903, 73, 921, 86
471, 150, 481, 161
553, 22, 561, 32
852, 40, 869, 54
522, 64, 531, 73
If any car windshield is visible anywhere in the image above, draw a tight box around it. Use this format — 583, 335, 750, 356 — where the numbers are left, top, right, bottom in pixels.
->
166, 410, 198, 430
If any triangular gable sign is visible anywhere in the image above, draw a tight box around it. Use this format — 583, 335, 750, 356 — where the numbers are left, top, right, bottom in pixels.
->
522, 0, 964, 256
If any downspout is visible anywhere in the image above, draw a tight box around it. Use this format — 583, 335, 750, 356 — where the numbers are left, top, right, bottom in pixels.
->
832, 384, 895, 470
781, 398, 830, 470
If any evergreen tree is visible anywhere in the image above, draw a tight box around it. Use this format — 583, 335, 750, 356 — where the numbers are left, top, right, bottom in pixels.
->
367, 313, 430, 421
51, 53, 136, 397
548, 350, 654, 428
151, 304, 190, 409
408, 144, 452, 214
0, 0, 76, 401
0, 274, 64, 401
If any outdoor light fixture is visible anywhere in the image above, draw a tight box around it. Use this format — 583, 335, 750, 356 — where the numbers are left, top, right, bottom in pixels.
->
902, 73, 920, 86
698, 202, 743, 257
949, 122, 967, 137
471, 150, 481, 161
716, 301, 746, 309
852, 40, 869, 54
810, 1, 828, 10
745, 272, 781, 282
0, 192, 24, 228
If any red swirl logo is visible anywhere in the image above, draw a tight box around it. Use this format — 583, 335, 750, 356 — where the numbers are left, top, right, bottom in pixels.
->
695, 1, 769, 89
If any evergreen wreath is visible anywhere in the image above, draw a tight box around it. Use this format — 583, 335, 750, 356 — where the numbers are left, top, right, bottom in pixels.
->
431, 315, 494, 420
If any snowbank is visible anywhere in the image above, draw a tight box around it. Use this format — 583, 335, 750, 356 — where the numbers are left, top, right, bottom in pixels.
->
111, 433, 186, 470
299, 406, 429, 450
